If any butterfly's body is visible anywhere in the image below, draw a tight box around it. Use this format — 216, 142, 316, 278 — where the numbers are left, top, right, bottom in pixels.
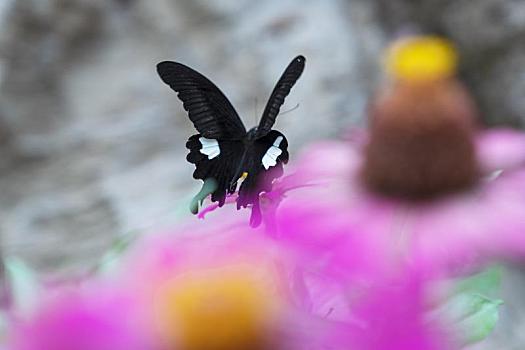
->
157, 56, 304, 225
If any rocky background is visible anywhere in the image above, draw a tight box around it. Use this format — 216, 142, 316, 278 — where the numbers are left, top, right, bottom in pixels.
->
0, 0, 524, 348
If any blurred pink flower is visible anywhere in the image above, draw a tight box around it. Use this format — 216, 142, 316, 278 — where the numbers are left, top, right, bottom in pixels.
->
118, 224, 337, 350
273, 128, 525, 278
238, 127, 524, 350
10, 285, 154, 350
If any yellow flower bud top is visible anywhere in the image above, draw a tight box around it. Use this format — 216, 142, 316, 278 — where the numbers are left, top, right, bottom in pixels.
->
385, 36, 458, 82
157, 266, 280, 350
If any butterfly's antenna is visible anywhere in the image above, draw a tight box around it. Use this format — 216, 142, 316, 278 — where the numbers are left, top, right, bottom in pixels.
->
279, 103, 300, 116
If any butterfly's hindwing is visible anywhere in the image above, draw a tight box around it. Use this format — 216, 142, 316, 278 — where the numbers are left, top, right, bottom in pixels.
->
237, 130, 289, 209
258, 130, 289, 169
186, 135, 245, 206
262, 135, 285, 170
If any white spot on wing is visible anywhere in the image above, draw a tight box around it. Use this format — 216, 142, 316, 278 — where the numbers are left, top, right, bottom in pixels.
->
262, 136, 284, 170
199, 137, 220, 159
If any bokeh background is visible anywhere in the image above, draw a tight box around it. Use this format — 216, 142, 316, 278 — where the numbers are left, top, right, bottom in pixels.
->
0, 0, 524, 348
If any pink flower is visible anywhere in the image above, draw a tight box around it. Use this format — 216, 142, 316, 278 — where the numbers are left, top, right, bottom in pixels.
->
10, 285, 154, 350
253, 121, 524, 349
272, 128, 525, 278
118, 224, 337, 350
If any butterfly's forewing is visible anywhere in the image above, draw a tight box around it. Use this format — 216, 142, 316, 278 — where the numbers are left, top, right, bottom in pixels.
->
157, 61, 247, 139
186, 135, 245, 206
255, 55, 305, 139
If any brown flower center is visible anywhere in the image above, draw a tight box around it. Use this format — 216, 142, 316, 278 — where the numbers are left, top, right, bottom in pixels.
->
361, 79, 480, 199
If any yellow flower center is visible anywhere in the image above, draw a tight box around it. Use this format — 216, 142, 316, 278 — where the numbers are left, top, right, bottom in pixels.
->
156, 266, 280, 350
385, 36, 458, 82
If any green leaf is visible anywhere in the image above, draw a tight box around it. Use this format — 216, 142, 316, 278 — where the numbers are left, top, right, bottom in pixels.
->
442, 266, 504, 347
457, 294, 503, 345
454, 265, 502, 298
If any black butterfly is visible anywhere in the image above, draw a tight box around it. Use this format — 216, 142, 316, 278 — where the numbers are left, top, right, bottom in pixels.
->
156, 55, 305, 225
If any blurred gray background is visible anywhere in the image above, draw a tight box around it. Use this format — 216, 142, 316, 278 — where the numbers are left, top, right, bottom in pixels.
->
0, 0, 524, 348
